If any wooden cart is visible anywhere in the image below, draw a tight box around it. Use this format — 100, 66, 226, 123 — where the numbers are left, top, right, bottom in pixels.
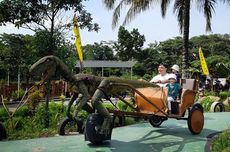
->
85, 79, 204, 144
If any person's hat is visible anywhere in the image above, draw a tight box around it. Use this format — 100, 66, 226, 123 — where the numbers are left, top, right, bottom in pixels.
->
171, 64, 179, 71
168, 74, 177, 80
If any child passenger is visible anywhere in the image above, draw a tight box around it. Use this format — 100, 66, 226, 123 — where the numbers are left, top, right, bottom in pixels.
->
171, 64, 181, 83
166, 74, 181, 114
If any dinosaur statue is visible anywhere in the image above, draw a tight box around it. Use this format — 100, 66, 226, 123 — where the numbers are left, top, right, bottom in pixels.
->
29, 55, 102, 122
29, 55, 158, 135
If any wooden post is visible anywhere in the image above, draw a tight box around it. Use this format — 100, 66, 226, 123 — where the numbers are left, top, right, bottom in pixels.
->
44, 80, 51, 128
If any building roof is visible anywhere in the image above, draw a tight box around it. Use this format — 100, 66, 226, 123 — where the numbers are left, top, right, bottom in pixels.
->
76, 60, 136, 68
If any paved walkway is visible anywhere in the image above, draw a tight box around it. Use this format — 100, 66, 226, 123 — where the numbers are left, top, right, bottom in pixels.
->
0, 112, 229, 152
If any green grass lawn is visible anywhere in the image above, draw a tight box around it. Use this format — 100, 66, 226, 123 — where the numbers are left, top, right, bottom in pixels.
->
212, 129, 230, 152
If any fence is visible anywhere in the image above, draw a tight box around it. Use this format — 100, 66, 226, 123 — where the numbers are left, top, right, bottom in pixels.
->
0, 80, 70, 100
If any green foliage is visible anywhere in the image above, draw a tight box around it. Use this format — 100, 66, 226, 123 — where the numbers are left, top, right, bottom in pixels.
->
124, 117, 137, 125
204, 91, 216, 96
6, 117, 25, 130
0, 99, 140, 140
1, 31, 230, 82
115, 26, 145, 61
0, 108, 8, 121
103, 103, 116, 110
33, 102, 66, 128
219, 91, 230, 100
14, 106, 30, 117
92, 42, 115, 60
121, 72, 141, 80
0, 0, 99, 57
190, 34, 230, 78
1, 102, 67, 140
117, 100, 134, 112
33, 30, 55, 56
103, 100, 135, 112
78, 110, 89, 120
0, 33, 35, 81
142, 74, 152, 81
200, 97, 215, 112
0, 0, 99, 31
212, 129, 230, 152
117, 100, 128, 111
11, 89, 25, 101
224, 105, 230, 112
133, 62, 147, 77
26, 90, 43, 111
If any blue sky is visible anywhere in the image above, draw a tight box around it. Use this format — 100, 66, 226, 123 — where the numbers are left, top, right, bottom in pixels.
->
0, 1, 230, 48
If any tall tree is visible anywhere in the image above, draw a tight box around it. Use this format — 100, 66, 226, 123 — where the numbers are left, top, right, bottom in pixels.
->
93, 42, 115, 60
114, 26, 145, 61
102, 0, 230, 78
0, 33, 35, 81
0, 0, 99, 54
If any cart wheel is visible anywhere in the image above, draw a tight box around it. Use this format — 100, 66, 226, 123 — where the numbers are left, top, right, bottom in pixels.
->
0, 122, 7, 140
85, 113, 112, 144
187, 106, 204, 134
149, 116, 166, 127
210, 101, 225, 112
58, 117, 84, 135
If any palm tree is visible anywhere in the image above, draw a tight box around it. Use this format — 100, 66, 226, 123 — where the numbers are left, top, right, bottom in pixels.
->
102, 0, 230, 78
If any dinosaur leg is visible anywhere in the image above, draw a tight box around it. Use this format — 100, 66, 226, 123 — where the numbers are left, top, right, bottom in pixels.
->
91, 79, 112, 135
71, 81, 92, 121
66, 93, 78, 119
73, 94, 88, 120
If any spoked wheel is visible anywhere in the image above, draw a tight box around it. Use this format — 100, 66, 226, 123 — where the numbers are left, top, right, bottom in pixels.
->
58, 117, 84, 135
187, 106, 204, 134
149, 116, 166, 127
0, 122, 7, 140
85, 113, 112, 144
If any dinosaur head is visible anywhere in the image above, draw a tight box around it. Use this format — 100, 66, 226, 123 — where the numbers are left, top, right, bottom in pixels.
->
30, 55, 57, 83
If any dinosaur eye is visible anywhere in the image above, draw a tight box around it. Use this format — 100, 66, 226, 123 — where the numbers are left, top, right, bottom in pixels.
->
46, 58, 51, 62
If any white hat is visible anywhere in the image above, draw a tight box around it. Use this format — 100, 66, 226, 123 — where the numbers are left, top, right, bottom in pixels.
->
168, 74, 177, 80
171, 64, 179, 71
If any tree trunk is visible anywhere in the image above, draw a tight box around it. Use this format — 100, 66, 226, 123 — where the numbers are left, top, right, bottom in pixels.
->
49, 1, 55, 55
182, 0, 190, 79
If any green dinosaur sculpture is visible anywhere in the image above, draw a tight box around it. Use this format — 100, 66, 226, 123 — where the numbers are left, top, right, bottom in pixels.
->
29, 55, 158, 135
29, 55, 102, 121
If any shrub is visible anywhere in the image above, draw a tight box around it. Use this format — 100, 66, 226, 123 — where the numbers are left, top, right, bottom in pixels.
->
200, 97, 215, 112
219, 91, 230, 100
142, 74, 152, 81
34, 102, 66, 128
27, 90, 43, 111
117, 100, 128, 111
78, 110, 89, 120
0, 108, 9, 121
224, 105, 230, 112
5, 116, 25, 131
212, 129, 230, 152
11, 89, 25, 101
116, 100, 134, 112
14, 106, 30, 117
103, 103, 116, 110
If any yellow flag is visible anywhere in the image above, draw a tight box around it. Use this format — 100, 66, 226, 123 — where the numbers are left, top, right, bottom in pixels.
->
73, 15, 83, 62
198, 47, 209, 76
